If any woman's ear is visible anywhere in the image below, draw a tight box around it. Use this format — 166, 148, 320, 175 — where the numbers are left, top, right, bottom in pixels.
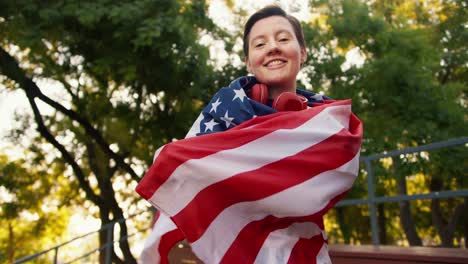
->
300, 47, 307, 65
245, 57, 252, 73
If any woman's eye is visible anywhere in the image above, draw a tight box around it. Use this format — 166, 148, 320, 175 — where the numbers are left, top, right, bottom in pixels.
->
279, 38, 289, 42
255, 43, 265, 48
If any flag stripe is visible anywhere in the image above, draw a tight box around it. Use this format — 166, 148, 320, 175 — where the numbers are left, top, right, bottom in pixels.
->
190, 154, 359, 263
148, 104, 352, 215
140, 212, 182, 264
287, 235, 326, 264
254, 222, 323, 264
158, 229, 184, 264
173, 127, 360, 242
184, 112, 204, 138
315, 243, 332, 264
222, 215, 288, 264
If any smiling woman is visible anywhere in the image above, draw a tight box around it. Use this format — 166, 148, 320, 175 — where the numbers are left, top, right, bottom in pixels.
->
136, 4, 359, 264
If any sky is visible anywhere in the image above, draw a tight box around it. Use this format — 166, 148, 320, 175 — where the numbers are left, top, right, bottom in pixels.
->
0, 79, 61, 157
0, 87, 28, 152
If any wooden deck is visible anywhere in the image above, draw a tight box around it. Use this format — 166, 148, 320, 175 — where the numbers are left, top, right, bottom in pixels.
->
167, 242, 468, 263
330, 244, 468, 264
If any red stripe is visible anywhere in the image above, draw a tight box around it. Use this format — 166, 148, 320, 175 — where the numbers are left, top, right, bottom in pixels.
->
136, 101, 350, 199
223, 215, 295, 263
151, 211, 161, 227
220, 191, 348, 263
158, 228, 184, 264
172, 122, 362, 242
286, 235, 325, 264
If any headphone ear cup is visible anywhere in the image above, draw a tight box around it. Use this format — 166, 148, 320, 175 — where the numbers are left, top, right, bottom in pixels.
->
250, 83, 268, 105
272, 92, 308, 111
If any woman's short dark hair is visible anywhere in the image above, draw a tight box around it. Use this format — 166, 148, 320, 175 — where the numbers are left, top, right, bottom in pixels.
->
243, 5, 306, 58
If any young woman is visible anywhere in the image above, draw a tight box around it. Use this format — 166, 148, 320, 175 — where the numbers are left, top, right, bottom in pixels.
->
137, 5, 362, 264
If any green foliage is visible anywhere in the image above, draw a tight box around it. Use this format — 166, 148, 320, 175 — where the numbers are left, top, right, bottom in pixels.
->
305, 0, 465, 152
330, 0, 386, 48
301, 0, 466, 247
0, 154, 71, 262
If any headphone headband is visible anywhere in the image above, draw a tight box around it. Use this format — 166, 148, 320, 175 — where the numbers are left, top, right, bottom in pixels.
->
249, 84, 308, 111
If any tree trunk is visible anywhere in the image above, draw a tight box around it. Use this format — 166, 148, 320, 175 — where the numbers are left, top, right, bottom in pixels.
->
393, 157, 422, 246
87, 142, 136, 264
8, 221, 14, 264
99, 207, 111, 264
464, 197, 468, 248
378, 203, 387, 244
430, 177, 465, 247
107, 189, 137, 264
112, 207, 136, 263
336, 207, 351, 244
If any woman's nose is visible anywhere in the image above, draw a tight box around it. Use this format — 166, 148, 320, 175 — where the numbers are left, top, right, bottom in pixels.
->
266, 41, 280, 54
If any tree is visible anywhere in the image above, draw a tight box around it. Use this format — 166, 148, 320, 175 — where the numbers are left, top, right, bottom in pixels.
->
0, 0, 222, 262
307, 0, 466, 246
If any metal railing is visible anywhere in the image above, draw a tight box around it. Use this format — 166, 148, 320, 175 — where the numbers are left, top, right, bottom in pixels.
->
14, 211, 151, 264
336, 137, 468, 245
13, 137, 468, 263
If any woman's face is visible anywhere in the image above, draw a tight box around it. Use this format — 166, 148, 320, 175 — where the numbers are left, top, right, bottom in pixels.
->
245, 16, 306, 92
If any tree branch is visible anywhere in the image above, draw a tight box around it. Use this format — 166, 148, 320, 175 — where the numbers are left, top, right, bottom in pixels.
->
1, 47, 103, 205
28, 83, 102, 205
0, 47, 140, 181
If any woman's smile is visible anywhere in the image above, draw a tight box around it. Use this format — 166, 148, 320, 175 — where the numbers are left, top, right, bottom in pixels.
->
264, 59, 287, 68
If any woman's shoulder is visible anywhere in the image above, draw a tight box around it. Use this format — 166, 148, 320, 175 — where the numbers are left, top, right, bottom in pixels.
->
296, 88, 333, 105
226, 76, 257, 91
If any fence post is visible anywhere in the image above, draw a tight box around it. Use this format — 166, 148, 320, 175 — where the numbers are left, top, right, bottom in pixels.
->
105, 222, 114, 264
54, 247, 58, 264
365, 159, 380, 245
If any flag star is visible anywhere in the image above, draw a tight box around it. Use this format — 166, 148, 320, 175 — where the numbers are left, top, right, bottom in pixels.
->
204, 119, 219, 132
232, 89, 246, 102
220, 110, 235, 128
311, 93, 323, 101
210, 98, 222, 113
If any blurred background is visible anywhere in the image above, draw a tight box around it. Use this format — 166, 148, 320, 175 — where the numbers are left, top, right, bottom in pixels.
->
0, 0, 466, 263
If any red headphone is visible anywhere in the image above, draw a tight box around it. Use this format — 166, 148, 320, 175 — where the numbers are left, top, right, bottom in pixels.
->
250, 83, 308, 111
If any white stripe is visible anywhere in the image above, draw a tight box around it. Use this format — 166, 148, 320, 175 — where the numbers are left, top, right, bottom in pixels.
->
191, 152, 360, 263
152, 145, 165, 163
139, 213, 177, 264
149, 105, 351, 216
185, 112, 204, 138
316, 243, 332, 264
254, 222, 322, 264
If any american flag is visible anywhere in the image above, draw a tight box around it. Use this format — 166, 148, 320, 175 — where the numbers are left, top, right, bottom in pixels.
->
136, 76, 363, 264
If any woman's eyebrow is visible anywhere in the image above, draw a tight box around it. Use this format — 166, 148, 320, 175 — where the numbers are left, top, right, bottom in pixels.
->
275, 29, 293, 36
250, 29, 293, 43
250, 34, 266, 44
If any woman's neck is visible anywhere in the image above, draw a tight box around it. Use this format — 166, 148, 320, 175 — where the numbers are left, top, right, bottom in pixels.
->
267, 83, 297, 99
